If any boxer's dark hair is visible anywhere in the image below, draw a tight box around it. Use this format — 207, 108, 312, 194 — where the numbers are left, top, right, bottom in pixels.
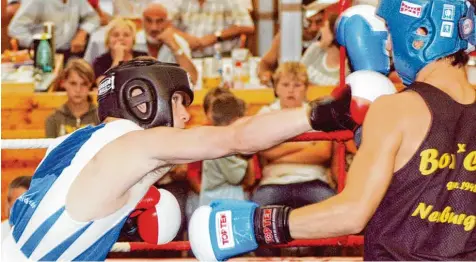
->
8, 176, 32, 202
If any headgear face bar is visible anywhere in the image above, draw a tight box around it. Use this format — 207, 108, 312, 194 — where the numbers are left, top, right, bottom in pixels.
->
98, 59, 194, 128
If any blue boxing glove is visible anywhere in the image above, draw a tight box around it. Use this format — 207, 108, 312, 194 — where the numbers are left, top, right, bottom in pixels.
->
335, 4, 390, 75
188, 199, 292, 261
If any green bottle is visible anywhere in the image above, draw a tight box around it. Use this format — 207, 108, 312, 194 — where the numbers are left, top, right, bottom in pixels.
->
36, 39, 53, 72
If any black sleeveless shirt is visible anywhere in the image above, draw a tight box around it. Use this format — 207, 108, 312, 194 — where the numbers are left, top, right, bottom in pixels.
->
364, 82, 476, 260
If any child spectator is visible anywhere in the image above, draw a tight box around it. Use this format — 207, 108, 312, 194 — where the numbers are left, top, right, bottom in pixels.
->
199, 88, 255, 206
1, 176, 32, 242
252, 62, 335, 256
45, 59, 99, 138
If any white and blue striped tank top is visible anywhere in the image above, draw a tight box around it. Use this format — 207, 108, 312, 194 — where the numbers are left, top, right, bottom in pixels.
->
2, 120, 146, 261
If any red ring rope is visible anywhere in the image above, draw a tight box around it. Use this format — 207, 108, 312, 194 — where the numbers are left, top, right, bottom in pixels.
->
290, 130, 354, 142
111, 236, 364, 252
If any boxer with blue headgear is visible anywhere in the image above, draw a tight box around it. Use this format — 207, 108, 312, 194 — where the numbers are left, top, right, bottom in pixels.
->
377, 0, 476, 84
188, 2, 476, 261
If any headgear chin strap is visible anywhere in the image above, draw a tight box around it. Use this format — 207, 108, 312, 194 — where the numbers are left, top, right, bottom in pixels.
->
97, 59, 194, 128
377, 0, 476, 85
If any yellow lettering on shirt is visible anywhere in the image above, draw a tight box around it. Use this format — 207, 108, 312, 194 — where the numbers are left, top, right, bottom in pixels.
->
463, 151, 476, 171
419, 147, 475, 175
411, 202, 475, 232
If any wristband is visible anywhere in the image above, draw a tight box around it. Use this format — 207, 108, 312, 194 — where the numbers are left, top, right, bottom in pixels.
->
254, 205, 292, 245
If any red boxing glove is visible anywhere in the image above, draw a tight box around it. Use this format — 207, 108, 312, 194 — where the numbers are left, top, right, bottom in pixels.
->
136, 189, 182, 244
129, 186, 160, 218
88, 0, 99, 9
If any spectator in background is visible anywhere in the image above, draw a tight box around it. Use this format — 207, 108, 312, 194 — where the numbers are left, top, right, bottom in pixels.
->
5, 0, 21, 24
300, 13, 349, 86
252, 62, 334, 256
175, 0, 255, 58
93, 18, 148, 82
45, 59, 99, 138
202, 86, 233, 124
258, 0, 337, 86
199, 89, 255, 206
88, 0, 111, 26
8, 0, 100, 62
113, 0, 160, 18
141, 3, 198, 84
1, 176, 32, 243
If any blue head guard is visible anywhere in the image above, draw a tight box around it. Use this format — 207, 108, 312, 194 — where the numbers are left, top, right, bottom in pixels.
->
336, 5, 390, 75
377, 0, 476, 85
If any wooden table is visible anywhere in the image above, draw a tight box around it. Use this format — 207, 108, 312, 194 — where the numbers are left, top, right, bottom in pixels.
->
1, 54, 64, 93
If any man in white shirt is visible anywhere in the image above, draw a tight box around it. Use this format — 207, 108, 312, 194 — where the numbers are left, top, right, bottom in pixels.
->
175, 0, 255, 58
8, 0, 100, 61
140, 3, 198, 84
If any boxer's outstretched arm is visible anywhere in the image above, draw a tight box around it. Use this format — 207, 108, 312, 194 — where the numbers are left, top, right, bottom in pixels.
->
144, 106, 312, 164
289, 95, 403, 238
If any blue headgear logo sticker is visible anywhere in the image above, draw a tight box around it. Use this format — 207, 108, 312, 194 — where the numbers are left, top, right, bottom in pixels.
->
442, 4, 455, 21
441, 21, 454, 38
399, 1, 423, 18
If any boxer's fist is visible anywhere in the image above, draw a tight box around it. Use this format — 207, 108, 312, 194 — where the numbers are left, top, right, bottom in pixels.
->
308, 71, 396, 133
308, 86, 356, 132
189, 200, 292, 261
122, 188, 181, 244
130, 186, 161, 218
137, 189, 181, 244
336, 5, 390, 75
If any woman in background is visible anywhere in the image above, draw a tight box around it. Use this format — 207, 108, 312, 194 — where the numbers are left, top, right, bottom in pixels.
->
93, 18, 147, 83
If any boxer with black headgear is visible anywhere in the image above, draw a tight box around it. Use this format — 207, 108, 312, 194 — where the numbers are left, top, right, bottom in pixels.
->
3, 55, 391, 261
97, 58, 194, 128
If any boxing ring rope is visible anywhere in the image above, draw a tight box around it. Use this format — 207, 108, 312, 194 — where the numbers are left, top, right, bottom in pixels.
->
1, 138, 55, 149
109, 236, 364, 253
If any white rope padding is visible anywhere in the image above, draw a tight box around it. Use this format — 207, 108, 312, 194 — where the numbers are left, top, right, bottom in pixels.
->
1, 139, 55, 149
110, 242, 131, 252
